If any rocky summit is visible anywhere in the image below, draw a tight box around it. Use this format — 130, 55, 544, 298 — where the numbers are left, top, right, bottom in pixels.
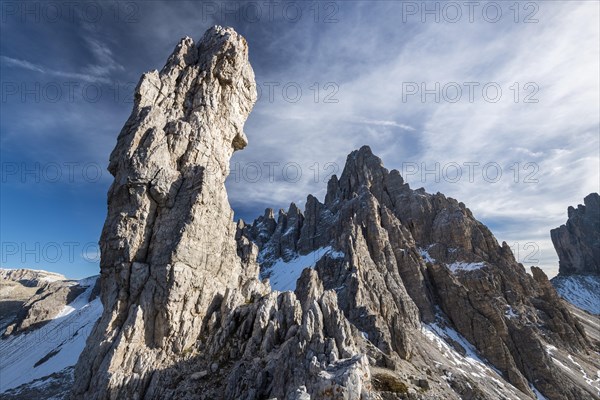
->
2, 26, 598, 400
243, 146, 600, 400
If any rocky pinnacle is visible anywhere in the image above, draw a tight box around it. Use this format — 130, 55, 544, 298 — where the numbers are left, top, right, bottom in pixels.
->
551, 193, 600, 276
71, 26, 260, 398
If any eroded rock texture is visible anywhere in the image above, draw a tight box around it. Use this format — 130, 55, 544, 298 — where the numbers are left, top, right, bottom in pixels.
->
72, 26, 599, 400
71, 26, 264, 398
551, 193, 600, 276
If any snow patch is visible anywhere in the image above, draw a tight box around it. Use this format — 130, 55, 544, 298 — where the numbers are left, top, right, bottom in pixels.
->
39, 275, 63, 283
567, 354, 594, 386
418, 248, 436, 263
552, 357, 570, 371
447, 261, 486, 273
422, 322, 502, 379
419, 321, 531, 398
266, 247, 344, 292
529, 383, 549, 400
545, 345, 557, 355
504, 305, 519, 319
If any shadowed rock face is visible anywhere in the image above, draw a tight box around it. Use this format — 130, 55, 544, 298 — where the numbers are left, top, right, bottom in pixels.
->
70, 26, 599, 400
551, 193, 600, 276
3, 281, 86, 336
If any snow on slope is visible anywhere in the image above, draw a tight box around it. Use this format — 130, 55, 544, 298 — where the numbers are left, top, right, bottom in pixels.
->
422, 322, 503, 377
421, 320, 529, 399
264, 246, 344, 292
0, 277, 102, 392
415, 249, 487, 274
551, 275, 600, 315
446, 261, 486, 273
529, 383, 549, 400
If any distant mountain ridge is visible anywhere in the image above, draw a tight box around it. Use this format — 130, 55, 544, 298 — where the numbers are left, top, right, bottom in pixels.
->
242, 145, 600, 400
0, 268, 68, 334
0, 268, 66, 287
0, 269, 101, 399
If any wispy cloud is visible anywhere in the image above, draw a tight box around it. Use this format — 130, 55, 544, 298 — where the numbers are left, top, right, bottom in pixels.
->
225, 1, 599, 277
0, 56, 45, 73
352, 118, 415, 131
1, 55, 112, 84
1, 27, 125, 85
81, 36, 125, 77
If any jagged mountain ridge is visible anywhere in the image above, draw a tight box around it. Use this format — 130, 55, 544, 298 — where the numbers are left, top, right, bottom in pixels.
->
29, 25, 595, 400
243, 146, 600, 400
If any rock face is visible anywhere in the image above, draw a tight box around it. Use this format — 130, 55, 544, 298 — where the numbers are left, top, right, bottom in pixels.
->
550, 194, 600, 319
72, 26, 372, 400
0, 269, 60, 332
244, 147, 600, 400
71, 26, 263, 398
3, 281, 86, 336
69, 26, 600, 400
551, 193, 600, 276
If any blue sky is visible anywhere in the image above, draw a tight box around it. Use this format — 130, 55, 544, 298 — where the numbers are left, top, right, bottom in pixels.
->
1, 1, 598, 279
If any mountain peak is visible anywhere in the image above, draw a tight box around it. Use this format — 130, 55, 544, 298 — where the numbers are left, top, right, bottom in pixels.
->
325, 145, 388, 206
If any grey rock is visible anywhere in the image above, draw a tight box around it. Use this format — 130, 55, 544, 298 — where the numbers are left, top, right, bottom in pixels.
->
245, 146, 600, 400
190, 370, 208, 380
71, 25, 262, 399
70, 26, 373, 400
61, 25, 600, 400
551, 193, 600, 275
